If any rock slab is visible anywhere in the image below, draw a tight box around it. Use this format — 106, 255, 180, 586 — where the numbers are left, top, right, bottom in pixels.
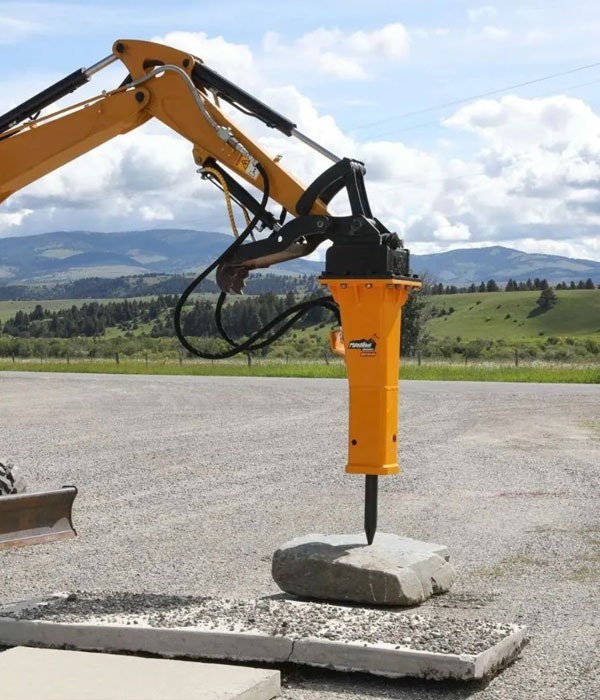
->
272, 533, 455, 605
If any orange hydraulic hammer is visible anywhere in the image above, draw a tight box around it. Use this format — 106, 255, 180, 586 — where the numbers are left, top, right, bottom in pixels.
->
320, 256, 421, 543
323, 278, 421, 475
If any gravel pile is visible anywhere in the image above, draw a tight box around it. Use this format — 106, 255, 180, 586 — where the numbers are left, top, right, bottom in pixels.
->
4, 591, 520, 656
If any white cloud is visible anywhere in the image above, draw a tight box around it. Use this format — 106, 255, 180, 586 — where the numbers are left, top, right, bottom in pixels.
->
479, 25, 511, 41
435, 219, 472, 241
445, 95, 599, 151
412, 27, 450, 39
7, 121, 211, 233
346, 24, 411, 59
0, 208, 33, 232
0, 16, 43, 44
523, 28, 552, 45
506, 236, 600, 260
155, 31, 258, 88
158, 24, 409, 86
412, 94, 600, 251
313, 51, 368, 81
407, 212, 471, 243
140, 204, 174, 221
467, 6, 497, 23
262, 23, 409, 81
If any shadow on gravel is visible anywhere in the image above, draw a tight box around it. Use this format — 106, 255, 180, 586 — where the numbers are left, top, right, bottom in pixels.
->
280, 665, 492, 698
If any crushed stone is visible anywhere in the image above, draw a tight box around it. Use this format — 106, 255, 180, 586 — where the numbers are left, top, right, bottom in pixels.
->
2, 591, 521, 656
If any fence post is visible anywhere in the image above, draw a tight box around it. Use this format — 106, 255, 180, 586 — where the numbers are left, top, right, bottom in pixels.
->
178, 350, 183, 366
323, 350, 330, 366
66, 353, 70, 365
464, 354, 468, 366
417, 351, 421, 367
11, 353, 15, 364
115, 352, 119, 365
247, 353, 252, 367
515, 348, 519, 367
145, 352, 148, 367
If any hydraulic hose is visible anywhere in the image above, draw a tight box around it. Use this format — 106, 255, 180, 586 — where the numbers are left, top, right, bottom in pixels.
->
174, 162, 339, 359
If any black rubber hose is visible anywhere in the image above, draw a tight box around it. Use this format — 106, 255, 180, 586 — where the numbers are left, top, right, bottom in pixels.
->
215, 295, 340, 354
214, 292, 339, 352
173, 162, 270, 359
174, 161, 340, 359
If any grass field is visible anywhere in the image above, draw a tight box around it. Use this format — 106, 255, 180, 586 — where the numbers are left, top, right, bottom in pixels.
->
426, 289, 600, 340
0, 357, 597, 383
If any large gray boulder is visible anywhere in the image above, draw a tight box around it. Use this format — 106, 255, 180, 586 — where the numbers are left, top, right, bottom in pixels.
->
272, 533, 455, 606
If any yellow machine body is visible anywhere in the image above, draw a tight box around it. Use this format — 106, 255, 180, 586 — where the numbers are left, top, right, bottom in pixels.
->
322, 277, 421, 476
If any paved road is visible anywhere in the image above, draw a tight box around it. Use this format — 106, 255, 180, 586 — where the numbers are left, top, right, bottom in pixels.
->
0, 373, 598, 699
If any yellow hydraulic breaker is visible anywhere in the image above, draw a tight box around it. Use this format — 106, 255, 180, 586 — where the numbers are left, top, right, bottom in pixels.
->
322, 277, 421, 543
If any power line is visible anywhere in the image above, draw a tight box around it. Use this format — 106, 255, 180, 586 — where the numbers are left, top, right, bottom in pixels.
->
361, 76, 600, 141
349, 60, 600, 132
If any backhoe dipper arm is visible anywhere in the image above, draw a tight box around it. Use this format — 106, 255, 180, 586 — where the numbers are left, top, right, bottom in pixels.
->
0, 40, 327, 218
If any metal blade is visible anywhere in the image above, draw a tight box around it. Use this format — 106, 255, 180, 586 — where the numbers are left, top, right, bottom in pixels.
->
0, 486, 77, 550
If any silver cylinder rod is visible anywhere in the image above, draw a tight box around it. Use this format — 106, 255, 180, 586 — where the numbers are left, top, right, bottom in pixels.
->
85, 54, 118, 79
291, 128, 341, 163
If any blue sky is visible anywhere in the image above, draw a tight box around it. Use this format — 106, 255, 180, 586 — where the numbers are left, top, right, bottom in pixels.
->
2, 1, 600, 261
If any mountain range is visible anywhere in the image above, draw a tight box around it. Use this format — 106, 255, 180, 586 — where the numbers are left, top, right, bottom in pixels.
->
0, 229, 599, 287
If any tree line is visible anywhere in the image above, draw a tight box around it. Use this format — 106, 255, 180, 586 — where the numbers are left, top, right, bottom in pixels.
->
430, 277, 596, 294
0, 272, 318, 301
3, 296, 178, 338
1, 292, 334, 341
178, 291, 330, 339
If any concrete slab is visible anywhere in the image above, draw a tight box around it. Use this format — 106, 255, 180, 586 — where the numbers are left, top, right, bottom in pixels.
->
272, 533, 455, 605
0, 593, 528, 681
0, 646, 280, 700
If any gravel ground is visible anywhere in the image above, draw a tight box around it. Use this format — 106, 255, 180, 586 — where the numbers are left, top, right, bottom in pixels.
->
0, 372, 598, 699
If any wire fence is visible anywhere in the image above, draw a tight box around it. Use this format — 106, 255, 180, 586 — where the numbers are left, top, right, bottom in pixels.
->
0, 353, 597, 371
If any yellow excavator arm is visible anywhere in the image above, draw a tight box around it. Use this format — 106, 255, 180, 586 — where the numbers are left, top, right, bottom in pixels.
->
0, 38, 420, 546
0, 40, 325, 216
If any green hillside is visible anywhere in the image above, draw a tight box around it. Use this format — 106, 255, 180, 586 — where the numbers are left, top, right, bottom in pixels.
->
425, 289, 600, 341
